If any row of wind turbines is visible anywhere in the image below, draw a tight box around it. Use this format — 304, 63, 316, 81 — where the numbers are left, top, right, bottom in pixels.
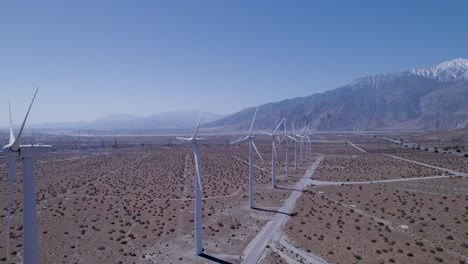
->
2, 89, 314, 262
178, 103, 314, 255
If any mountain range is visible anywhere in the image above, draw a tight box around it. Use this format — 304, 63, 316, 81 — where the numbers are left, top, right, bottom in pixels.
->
208, 58, 468, 131
31, 111, 226, 131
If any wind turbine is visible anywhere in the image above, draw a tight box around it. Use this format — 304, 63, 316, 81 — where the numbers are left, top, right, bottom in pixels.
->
306, 129, 313, 160
290, 122, 300, 169
261, 118, 284, 188
304, 129, 308, 160
176, 100, 207, 256
231, 107, 264, 209
296, 124, 307, 163
2, 88, 52, 264
283, 120, 300, 176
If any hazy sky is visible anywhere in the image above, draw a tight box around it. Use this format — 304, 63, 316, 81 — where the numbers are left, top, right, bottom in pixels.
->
1, 0, 467, 126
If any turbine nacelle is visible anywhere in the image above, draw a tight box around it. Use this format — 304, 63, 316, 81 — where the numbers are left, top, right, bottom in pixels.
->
1, 145, 18, 157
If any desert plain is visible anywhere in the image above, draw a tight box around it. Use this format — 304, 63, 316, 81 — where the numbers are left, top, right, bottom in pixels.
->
0, 129, 467, 264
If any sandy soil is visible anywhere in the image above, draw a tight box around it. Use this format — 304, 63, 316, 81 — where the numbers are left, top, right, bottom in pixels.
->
0, 142, 313, 263
1, 131, 467, 264
394, 152, 468, 174
314, 153, 446, 182
285, 178, 467, 264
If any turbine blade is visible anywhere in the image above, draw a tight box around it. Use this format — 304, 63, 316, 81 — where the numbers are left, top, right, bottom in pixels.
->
176, 137, 191, 141
193, 98, 208, 139
248, 107, 258, 136
259, 131, 273, 136
272, 118, 284, 135
6, 157, 16, 259
275, 134, 281, 143
277, 134, 286, 147
11, 87, 39, 151
230, 136, 249, 145
252, 141, 264, 163
288, 135, 300, 142
292, 122, 296, 135
8, 100, 15, 145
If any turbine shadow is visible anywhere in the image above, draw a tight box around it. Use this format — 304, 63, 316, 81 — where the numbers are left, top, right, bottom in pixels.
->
252, 207, 297, 217
275, 186, 308, 193
199, 253, 232, 264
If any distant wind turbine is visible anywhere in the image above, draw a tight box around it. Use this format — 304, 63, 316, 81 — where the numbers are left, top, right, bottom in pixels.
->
2, 88, 52, 264
296, 124, 307, 163
176, 99, 207, 256
231, 107, 264, 209
306, 129, 313, 160
289, 122, 300, 169
261, 118, 284, 188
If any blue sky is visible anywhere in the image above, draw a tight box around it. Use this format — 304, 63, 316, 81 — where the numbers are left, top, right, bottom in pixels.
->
1, 0, 467, 125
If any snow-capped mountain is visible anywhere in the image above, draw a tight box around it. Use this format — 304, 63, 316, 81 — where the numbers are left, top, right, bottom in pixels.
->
208, 58, 468, 131
409, 58, 468, 82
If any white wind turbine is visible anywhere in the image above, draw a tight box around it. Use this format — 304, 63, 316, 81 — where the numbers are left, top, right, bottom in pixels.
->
304, 129, 308, 160
261, 118, 284, 188
290, 122, 300, 169
283, 120, 300, 176
2, 88, 51, 264
231, 107, 264, 209
306, 129, 312, 160
283, 120, 300, 177
296, 124, 307, 163
176, 100, 207, 256
283, 120, 290, 177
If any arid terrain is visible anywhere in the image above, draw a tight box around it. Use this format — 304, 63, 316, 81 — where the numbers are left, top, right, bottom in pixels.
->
0, 129, 467, 263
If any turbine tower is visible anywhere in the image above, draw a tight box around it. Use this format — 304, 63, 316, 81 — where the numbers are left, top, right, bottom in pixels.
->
262, 118, 284, 188
296, 124, 307, 163
305, 129, 308, 160
231, 107, 264, 208
2, 88, 52, 264
306, 130, 312, 160
176, 100, 208, 256
289, 122, 300, 169
292, 122, 298, 169
284, 120, 289, 177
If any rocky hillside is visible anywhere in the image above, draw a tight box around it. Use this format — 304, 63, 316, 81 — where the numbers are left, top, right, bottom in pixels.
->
208, 58, 468, 131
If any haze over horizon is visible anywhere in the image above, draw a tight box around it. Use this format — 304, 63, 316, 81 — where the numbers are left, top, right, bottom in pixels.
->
1, 0, 468, 126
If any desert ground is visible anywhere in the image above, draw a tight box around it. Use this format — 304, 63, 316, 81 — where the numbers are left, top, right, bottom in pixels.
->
0, 129, 467, 263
